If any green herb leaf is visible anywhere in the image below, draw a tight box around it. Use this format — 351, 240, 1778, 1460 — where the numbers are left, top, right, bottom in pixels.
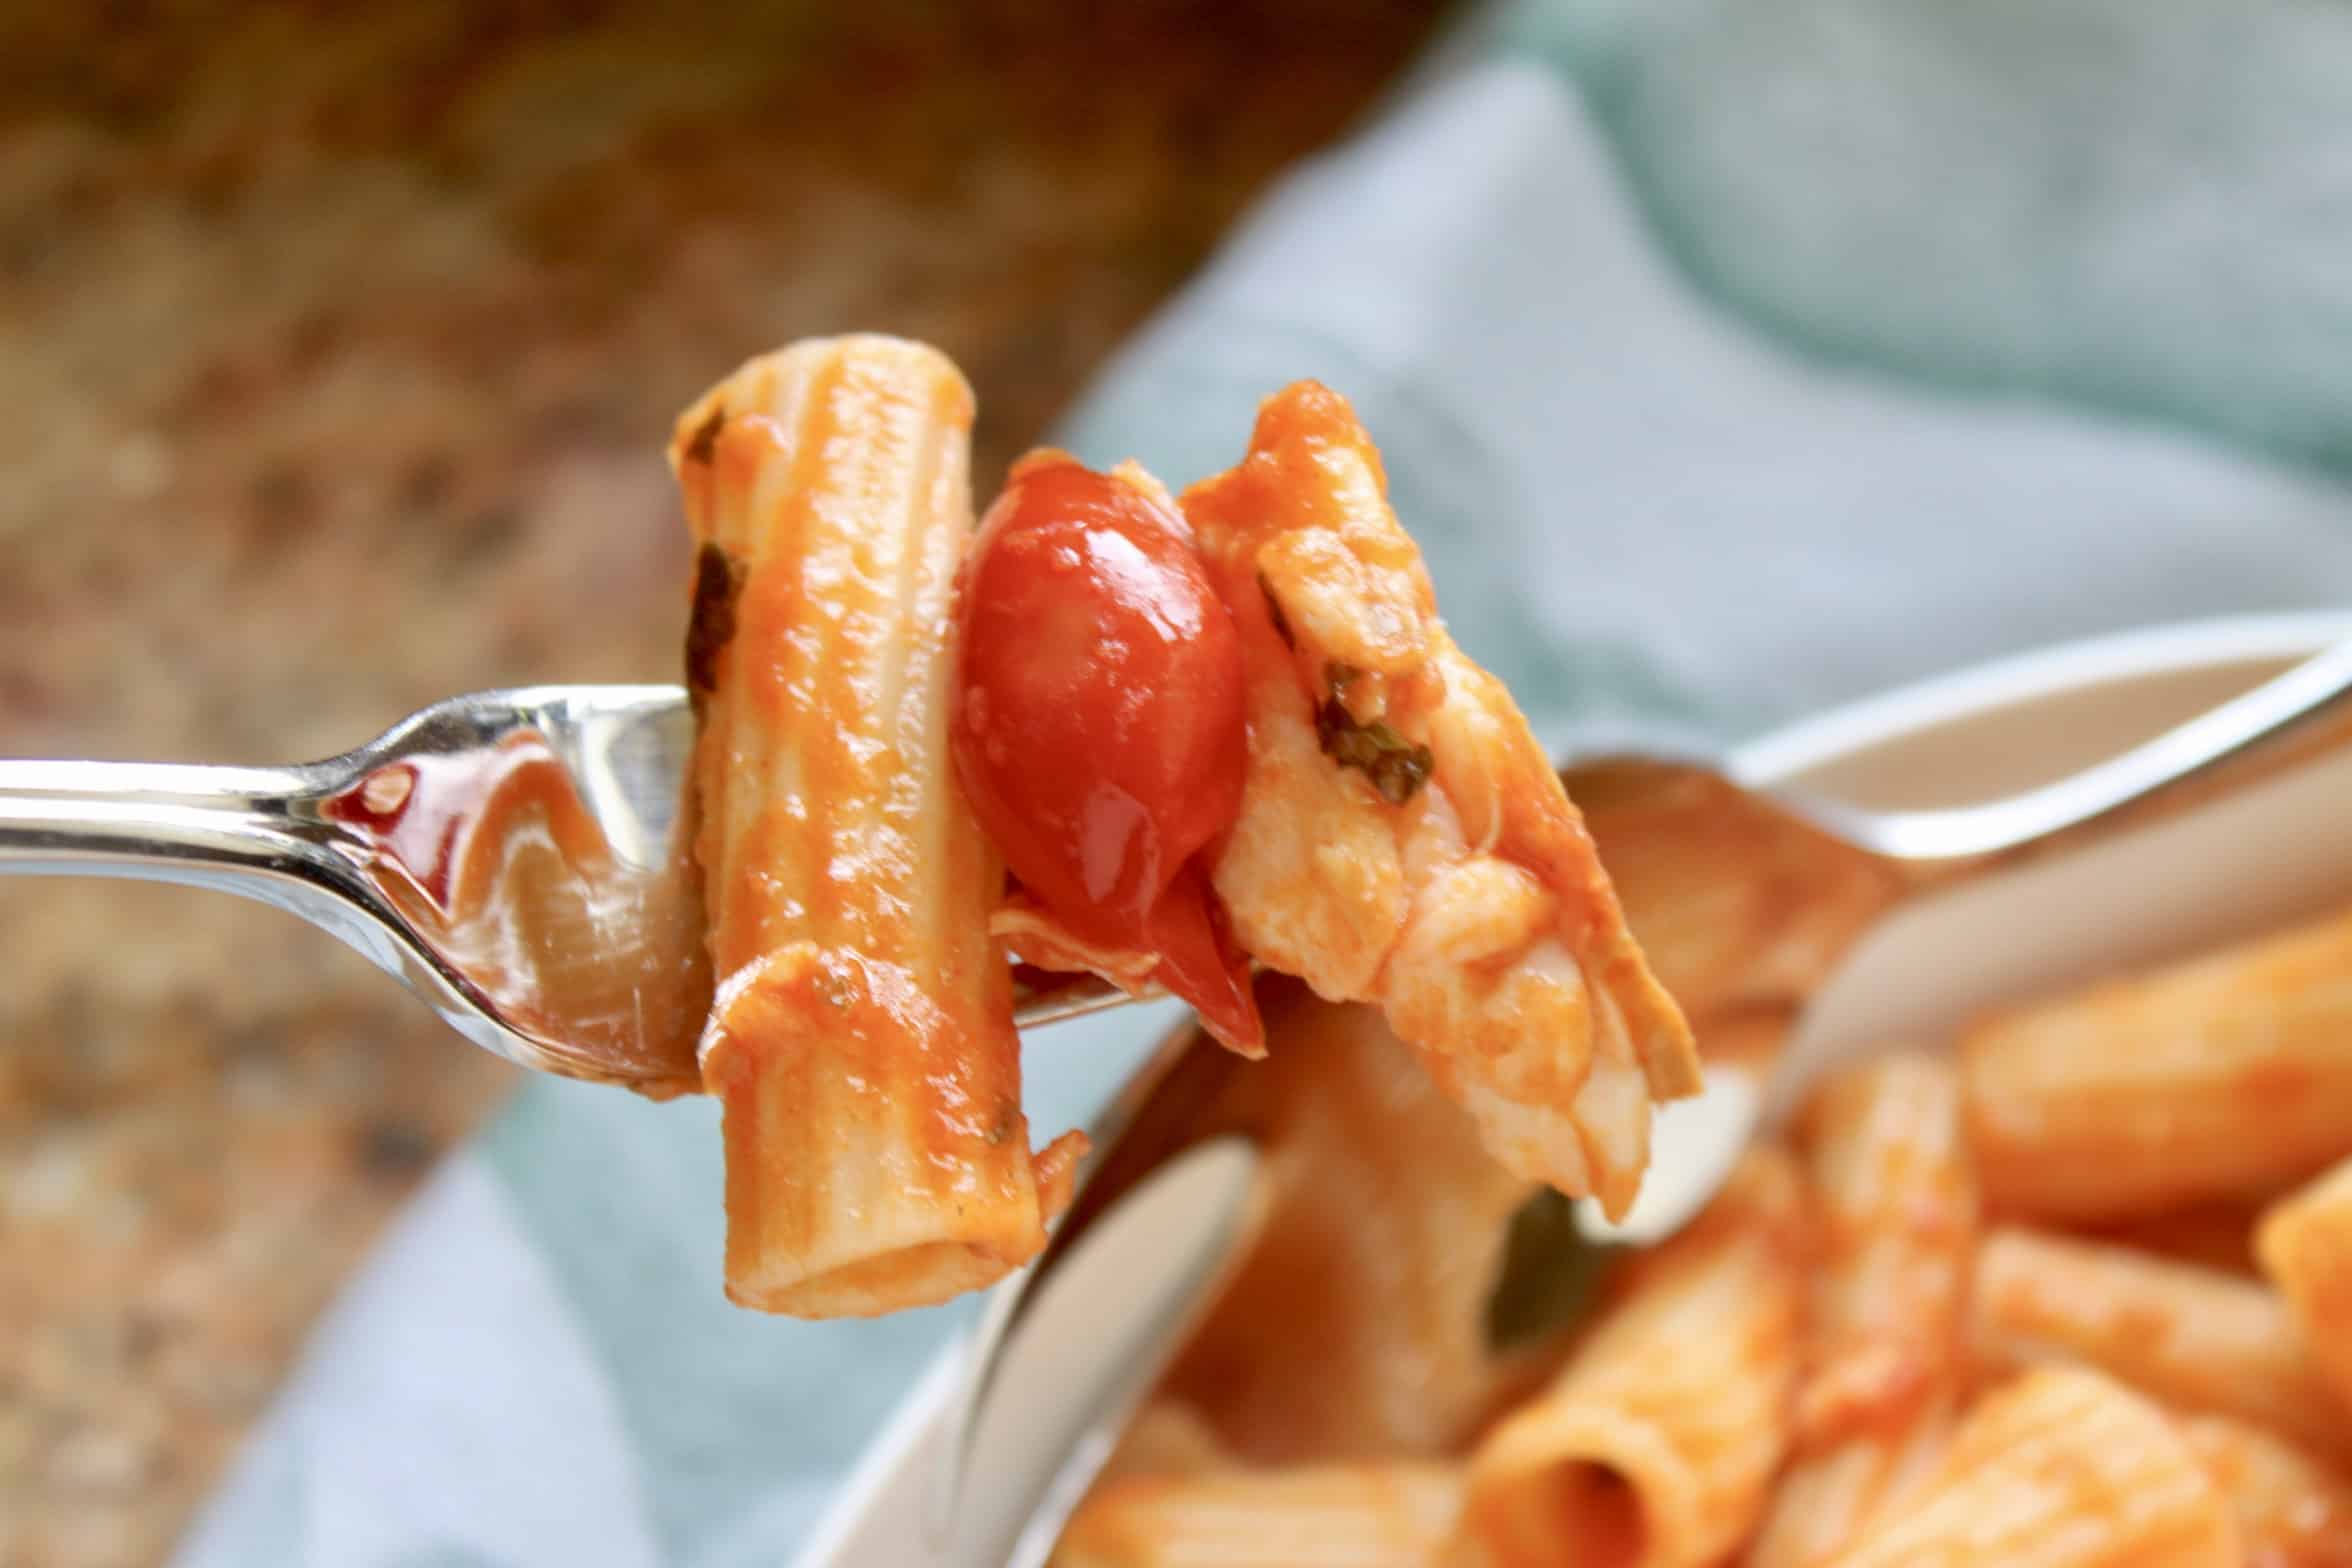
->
1484, 1187, 1623, 1353
684, 542, 745, 715
1314, 697, 1434, 805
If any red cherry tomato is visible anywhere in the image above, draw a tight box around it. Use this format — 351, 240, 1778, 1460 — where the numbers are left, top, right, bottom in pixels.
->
953, 453, 1260, 1052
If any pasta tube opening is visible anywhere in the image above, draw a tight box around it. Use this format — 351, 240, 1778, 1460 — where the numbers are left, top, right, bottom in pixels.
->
1474, 1458, 1650, 1568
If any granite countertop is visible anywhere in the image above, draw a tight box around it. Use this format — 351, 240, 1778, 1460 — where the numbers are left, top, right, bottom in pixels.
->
0, 5, 1442, 1562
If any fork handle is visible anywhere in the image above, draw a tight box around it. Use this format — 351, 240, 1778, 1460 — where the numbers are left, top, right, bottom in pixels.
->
1779, 639, 2352, 872
0, 757, 416, 965
1, 753, 1144, 1041
0, 757, 322, 874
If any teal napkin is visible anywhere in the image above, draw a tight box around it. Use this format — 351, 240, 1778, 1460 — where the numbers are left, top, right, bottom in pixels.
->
176, 1, 2352, 1562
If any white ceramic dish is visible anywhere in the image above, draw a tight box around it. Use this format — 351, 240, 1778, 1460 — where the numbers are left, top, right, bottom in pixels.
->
799, 610, 2352, 1568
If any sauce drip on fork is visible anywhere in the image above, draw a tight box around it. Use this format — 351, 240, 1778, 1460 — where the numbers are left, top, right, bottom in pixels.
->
325, 734, 710, 1093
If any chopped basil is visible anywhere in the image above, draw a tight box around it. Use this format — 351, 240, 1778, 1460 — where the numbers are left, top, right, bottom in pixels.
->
1484, 1187, 1623, 1353
684, 542, 745, 715
1315, 696, 1433, 805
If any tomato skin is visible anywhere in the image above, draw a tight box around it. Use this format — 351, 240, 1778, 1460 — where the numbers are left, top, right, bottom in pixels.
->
953, 453, 1259, 1050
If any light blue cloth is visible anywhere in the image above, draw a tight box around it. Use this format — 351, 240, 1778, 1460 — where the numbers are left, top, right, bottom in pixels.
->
177, 2, 2352, 1563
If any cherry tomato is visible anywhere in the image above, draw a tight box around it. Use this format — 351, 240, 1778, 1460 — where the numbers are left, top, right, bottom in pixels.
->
953, 453, 1260, 1052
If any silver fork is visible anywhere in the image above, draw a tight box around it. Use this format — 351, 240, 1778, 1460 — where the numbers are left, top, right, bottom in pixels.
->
0, 684, 1131, 1090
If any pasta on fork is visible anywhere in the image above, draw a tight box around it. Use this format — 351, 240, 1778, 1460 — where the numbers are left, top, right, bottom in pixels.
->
673, 336, 1083, 1316
1182, 383, 1703, 1219
669, 336, 1705, 1318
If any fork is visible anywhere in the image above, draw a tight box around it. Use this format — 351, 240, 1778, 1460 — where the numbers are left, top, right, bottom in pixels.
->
0, 685, 1132, 1091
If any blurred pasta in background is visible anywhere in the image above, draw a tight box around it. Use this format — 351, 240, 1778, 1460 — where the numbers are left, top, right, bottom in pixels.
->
1051, 902, 2352, 1567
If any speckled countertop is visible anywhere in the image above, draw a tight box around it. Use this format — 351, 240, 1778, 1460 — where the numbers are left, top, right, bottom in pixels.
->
0, 6, 1442, 1562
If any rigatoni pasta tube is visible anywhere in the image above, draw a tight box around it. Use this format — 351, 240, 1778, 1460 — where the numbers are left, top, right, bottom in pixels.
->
1051, 1464, 1463, 1568
673, 335, 1082, 1317
1963, 906, 2352, 1223
1970, 1226, 2352, 1465
2175, 1414, 2352, 1568
1160, 983, 1548, 1461
1750, 1055, 1976, 1568
1457, 1147, 1805, 1568
1820, 1367, 2236, 1568
2258, 1155, 2352, 1421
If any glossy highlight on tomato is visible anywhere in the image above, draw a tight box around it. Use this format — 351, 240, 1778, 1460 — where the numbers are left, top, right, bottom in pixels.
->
952, 451, 1260, 1051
